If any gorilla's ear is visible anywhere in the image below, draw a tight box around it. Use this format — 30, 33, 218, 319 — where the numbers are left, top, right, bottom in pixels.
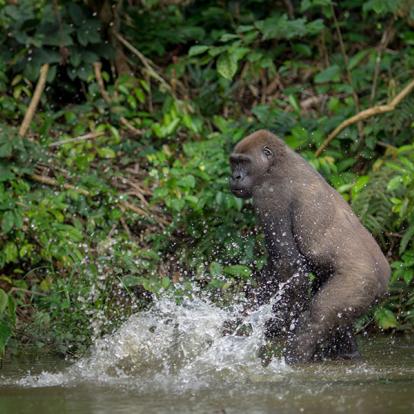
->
263, 146, 273, 158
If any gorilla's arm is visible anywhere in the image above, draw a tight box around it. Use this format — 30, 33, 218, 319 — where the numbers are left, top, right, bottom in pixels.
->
251, 219, 311, 336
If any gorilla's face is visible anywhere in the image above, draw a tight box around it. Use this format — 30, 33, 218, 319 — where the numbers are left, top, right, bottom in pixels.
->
229, 143, 274, 199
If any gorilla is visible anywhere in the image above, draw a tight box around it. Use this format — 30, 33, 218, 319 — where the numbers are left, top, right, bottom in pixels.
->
229, 130, 390, 363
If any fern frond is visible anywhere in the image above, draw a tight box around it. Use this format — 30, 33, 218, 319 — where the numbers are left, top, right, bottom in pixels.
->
352, 168, 395, 240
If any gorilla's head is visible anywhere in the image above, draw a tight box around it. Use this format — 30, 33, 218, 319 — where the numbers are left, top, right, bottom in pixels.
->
229, 130, 282, 198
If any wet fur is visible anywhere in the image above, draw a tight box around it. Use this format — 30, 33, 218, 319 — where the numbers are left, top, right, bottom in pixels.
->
230, 130, 390, 363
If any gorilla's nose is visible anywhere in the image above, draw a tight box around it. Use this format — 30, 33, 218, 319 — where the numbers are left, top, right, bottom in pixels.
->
232, 169, 246, 182
233, 172, 243, 181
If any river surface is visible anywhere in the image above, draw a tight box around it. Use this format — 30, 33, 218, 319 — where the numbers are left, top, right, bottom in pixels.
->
0, 298, 413, 413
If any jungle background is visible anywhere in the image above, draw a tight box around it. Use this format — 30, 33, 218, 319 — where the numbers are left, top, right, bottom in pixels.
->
0, 0, 414, 357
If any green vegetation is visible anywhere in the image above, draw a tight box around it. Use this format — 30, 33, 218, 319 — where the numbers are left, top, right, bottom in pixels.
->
0, 0, 414, 356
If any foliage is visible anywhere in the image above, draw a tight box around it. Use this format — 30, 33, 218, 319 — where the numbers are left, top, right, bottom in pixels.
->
1, 0, 414, 355
0, 1, 111, 83
352, 145, 414, 330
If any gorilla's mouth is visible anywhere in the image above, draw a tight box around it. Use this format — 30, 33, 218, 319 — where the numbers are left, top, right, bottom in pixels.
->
231, 187, 251, 198
231, 188, 245, 195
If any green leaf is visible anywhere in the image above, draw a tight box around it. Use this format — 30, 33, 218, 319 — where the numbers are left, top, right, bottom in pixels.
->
237, 25, 255, 33
288, 94, 301, 113
188, 45, 209, 56
374, 308, 398, 330
97, 147, 116, 159
351, 175, 370, 198
8, 295, 16, 325
217, 52, 238, 80
348, 50, 369, 71
0, 320, 12, 354
220, 33, 239, 42
19, 244, 33, 258
233, 197, 243, 211
402, 269, 414, 285
169, 198, 185, 211
314, 65, 341, 83
0, 289, 8, 315
223, 264, 252, 279
285, 126, 308, 149
0, 143, 12, 158
208, 46, 226, 57
4, 242, 18, 263
257, 15, 306, 40
40, 25, 74, 47
185, 195, 199, 206
306, 18, 325, 35
177, 175, 195, 188
1, 211, 14, 234
67, 3, 85, 23
363, 0, 398, 15
121, 275, 143, 288
135, 88, 145, 104
292, 43, 312, 57
400, 225, 414, 255
0, 165, 14, 182
161, 277, 171, 289
387, 176, 403, 191
301, 0, 332, 12
40, 278, 52, 292
77, 19, 101, 46
229, 47, 249, 61
209, 262, 223, 277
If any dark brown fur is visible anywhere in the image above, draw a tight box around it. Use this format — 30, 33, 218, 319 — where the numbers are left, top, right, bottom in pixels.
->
229, 130, 390, 363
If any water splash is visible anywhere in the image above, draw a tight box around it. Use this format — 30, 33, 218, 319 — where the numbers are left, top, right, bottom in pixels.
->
17, 296, 289, 390
4, 296, 414, 414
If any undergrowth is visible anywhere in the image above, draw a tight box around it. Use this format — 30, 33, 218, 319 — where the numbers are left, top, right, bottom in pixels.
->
0, 0, 414, 356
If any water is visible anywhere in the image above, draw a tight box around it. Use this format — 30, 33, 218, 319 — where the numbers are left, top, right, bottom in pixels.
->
1, 298, 414, 413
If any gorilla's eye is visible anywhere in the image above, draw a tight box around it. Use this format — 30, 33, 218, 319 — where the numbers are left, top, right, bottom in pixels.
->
263, 146, 273, 158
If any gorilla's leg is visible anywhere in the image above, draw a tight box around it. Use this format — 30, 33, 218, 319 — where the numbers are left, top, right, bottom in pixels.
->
315, 326, 361, 361
285, 266, 374, 363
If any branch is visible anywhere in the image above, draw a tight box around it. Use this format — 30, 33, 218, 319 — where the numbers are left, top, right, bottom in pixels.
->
112, 31, 175, 97
49, 131, 105, 147
19, 64, 49, 138
93, 62, 111, 104
30, 173, 90, 196
315, 79, 414, 157
28, 173, 165, 224
300, 95, 327, 111
9, 287, 47, 297
370, 20, 395, 103
119, 117, 143, 135
120, 200, 149, 217
330, 4, 364, 140
282, 0, 294, 19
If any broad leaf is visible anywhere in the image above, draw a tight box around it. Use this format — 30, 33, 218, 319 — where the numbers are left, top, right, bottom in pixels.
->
1, 211, 14, 234
223, 265, 252, 279
375, 308, 398, 330
217, 52, 238, 80
188, 45, 209, 56
314, 65, 341, 83
0, 289, 7, 315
